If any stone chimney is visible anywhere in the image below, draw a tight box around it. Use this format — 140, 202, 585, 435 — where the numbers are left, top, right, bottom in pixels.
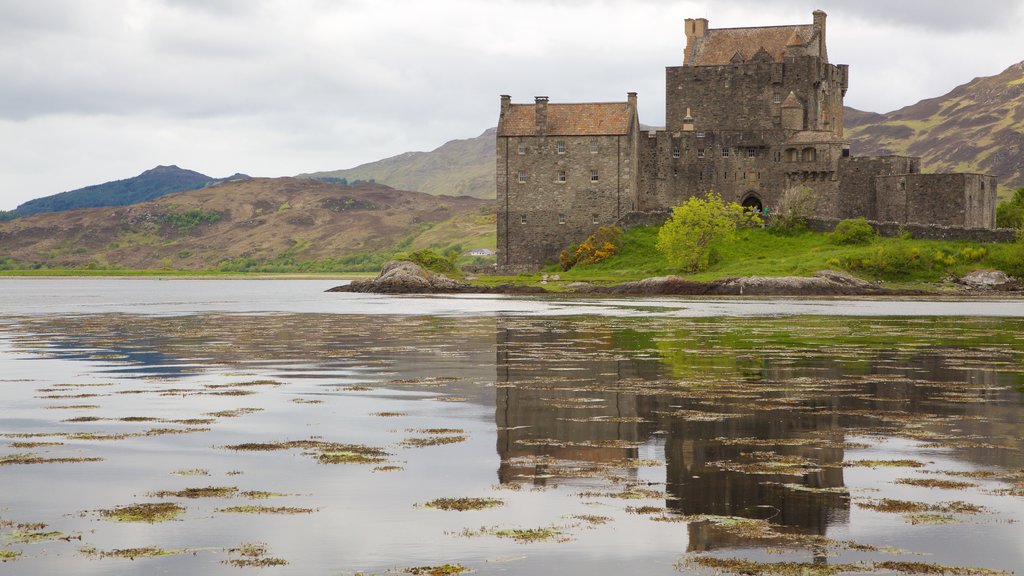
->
683, 18, 709, 65
500, 95, 511, 117
627, 92, 637, 110
535, 96, 548, 137
812, 9, 827, 62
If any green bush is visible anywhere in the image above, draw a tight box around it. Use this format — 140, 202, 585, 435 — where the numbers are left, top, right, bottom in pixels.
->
162, 210, 222, 233
830, 218, 876, 245
399, 248, 458, 276
657, 193, 760, 272
996, 188, 1024, 229
559, 226, 622, 271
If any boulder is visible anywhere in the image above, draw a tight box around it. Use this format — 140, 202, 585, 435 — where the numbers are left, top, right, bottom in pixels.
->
958, 269, 1017, 290
328, 260, 472, 294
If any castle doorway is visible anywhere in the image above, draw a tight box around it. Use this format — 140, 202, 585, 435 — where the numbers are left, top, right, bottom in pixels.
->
741, 194, 763, 214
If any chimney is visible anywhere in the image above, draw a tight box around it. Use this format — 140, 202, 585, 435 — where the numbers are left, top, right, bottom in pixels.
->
812, 9, 827, 62
627, 92, 637, 110
683, 18, 708, 65
535, 96, 548, 137
500, 94, 511, 117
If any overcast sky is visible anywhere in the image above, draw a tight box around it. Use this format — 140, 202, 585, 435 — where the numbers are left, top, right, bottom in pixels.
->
1, 0, 1022, 210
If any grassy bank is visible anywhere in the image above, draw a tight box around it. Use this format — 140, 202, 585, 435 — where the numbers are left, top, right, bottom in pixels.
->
475, 225, 1024, 290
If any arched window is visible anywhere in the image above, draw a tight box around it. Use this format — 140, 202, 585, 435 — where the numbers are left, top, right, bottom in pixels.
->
784, 148, 798, 162
802, 147, 816, 162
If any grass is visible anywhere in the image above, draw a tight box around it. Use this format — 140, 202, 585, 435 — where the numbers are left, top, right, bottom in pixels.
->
477, 225, 1024, 288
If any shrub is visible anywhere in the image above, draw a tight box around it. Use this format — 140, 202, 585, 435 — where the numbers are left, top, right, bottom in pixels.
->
769, 186, 815, 235
559, 226, 622, 271
398, 248, 460, 276
830, 218, 876, 245
656, 193, 760, 272
996, 188, 1024, 229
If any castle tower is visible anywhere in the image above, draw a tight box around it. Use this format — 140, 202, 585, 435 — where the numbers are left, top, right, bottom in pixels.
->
781, 92, 805, 131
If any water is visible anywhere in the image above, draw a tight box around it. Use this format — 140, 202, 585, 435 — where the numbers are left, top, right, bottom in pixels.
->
1, 278, 1022, 575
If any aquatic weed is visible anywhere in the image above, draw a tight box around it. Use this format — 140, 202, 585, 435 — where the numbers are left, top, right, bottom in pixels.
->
99, 502, 184, 523
422, 498, 504, 511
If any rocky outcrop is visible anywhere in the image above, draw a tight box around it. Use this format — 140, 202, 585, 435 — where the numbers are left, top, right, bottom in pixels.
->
328, 260, 546, 294
578, 270, 898, 296
957, 269, 1019, 291
329, 260, 471, 293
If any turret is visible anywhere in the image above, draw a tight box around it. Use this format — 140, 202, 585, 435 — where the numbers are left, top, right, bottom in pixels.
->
812, 9, 827, 62
781, 91, 804, 131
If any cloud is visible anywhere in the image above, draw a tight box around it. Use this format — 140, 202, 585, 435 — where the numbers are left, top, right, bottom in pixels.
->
0, 0, 1021, 209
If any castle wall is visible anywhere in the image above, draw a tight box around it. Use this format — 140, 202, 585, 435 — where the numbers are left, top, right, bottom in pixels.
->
875, 173, 997, 228
836, 156, 919, 220
666, 57, 847, 135
497, 133, 636, 266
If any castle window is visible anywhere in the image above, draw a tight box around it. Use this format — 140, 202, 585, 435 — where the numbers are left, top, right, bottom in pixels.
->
672, 143, 681, 159
774, 151, 781, 162
590, 140, 599, 154
981, 180, 986, 191
558, 213, 566, 225
591, 170, 599, 182
518, 142, 526, 155
696, 131, 705, 138
698, 148, 705, 159
747, 148, 756, 158
517, 171, 527, 183
802, 147, 816, 162
722, 148, 730, 158
785, 148, 798, 162
520, 215, 527, 224
592, 213, 599, 224
773, 93, 782, 104
556, 141, 566, 154
557, 170, 566, 183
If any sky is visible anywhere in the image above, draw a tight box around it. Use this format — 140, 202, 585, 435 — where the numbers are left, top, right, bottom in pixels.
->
1, 0, 1022, 210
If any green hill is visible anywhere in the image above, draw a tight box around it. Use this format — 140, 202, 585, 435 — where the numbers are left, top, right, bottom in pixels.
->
13, 165, 248, 217
299, 128, 496, 199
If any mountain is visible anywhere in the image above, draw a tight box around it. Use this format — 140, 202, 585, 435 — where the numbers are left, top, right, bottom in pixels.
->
845, 61, 1024, 192
299, 128, 497, 199
12, 165, 249, 217
0, 178, 493, 271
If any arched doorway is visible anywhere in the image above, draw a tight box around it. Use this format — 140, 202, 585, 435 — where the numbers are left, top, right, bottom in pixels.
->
741, 193, 763, 214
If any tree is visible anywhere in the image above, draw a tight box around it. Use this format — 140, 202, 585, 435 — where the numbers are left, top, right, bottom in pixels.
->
656, 192, 759, 272
769, 185, 816, 235
996, 188, 1024, 229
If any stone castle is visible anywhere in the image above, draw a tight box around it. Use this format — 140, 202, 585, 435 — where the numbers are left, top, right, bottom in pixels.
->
496, 10, 997, 268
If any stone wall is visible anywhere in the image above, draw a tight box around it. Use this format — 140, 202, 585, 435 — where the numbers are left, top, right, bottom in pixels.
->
805, 217, 1015, 243
875, 173, 997, 229
497, 133, 636, 267
836, 156, 919, 220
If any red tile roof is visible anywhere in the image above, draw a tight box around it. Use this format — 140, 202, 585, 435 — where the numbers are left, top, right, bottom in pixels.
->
499, 102, 633, 136
690, 25, 813, 66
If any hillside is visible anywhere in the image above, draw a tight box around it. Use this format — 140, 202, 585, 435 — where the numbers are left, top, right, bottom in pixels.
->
0, 178, 493, 271
12, 165, 249, 217
846, 61, 1024, 192
300, 128, 497, 199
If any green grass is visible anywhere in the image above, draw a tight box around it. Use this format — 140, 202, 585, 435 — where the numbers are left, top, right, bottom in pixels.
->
478, 225, 1024, 288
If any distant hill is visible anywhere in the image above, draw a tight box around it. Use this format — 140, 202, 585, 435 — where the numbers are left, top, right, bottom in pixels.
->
845, 61, 1024, 193
300, 128, 497, 199
0, 178, 493, 271
13, 165, 249, 217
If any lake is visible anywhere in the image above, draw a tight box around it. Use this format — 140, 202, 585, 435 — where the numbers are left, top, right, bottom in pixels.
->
1, 279, 1023, 575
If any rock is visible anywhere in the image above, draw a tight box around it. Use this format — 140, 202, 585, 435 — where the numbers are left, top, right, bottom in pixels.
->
958, 269, 1017, 290
583, 270, 900, 296
327, 260, 473, 294
566, 282, 595, 291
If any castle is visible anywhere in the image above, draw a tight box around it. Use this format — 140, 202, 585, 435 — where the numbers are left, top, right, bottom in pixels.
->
496, 10, 997, 268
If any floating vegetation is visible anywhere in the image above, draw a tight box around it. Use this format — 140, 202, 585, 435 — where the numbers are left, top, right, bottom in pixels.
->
43, 405, 100, 410
9, 442, 63, 448
171, 468, 210, 476
222, 439, 389, 465
707, 452, 821, 475
461, 526, 566, 543
290, 398, 323, 404
0, 453, 103, 466
422, 498, 504, 511
223, 542, 288, 567
373, 465, 404, 473
5, 530, 66, 544
683, 556, 864, 575
401, 564, 469, 576
205, 408, 263, 418
371, 412, 407, 417
895, 478, 977, 490
874, 561, 1010, 575
844, 459, 927, 468
205, 380, 281, 389
216, 506, 315, 515
401, 435, 468, 448
567, 514, 612, 525
0, 550, 20, 562
240, 491, 290, 500
80, 546, 186, 559
577, 487, 663, 500
98, 502, 184, 523
625, 506, 665, 515
857, 498, 987, 516
149, 486, 238, 499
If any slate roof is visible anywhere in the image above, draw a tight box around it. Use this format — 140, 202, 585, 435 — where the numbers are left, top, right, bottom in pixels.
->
499, 102, 633, 136
689, 24, 813, 65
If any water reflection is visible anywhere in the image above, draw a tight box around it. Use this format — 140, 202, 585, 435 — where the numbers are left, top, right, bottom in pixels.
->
2, 311, 1023, 573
